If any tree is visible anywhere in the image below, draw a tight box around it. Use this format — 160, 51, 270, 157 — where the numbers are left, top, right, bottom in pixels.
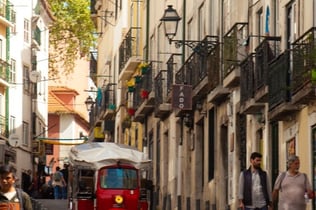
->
47, 0, 95, 78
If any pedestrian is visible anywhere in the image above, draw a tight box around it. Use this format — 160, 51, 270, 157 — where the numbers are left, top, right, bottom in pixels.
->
52, 166, 66, 199
272, 155, 314, 210
60, 164, 69, 199
0, 164, 33, 210
238, 152, 273, 210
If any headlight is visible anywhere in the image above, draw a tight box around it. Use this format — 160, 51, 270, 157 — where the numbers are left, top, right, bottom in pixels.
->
115, 195, 123, 204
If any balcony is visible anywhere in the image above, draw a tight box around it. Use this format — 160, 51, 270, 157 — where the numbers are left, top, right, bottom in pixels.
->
222, 22, 248, 88
268, 51, 299, 121
119, 27, 142, 81
239, 37, 281, 114
89, 85, 116, 126
0, 2, 13, 27
134, 63, 155, 122
154, 70, 171, 119
89, 51, 97, 84
166, 54, 182, 98
0, 58, 10, 86
291, 27, 316, 104
240, 53, 264, 114
254, 37, 281, 102
174, 36, 220, 101
100, 84, 116, 120
0, 114, 8, 138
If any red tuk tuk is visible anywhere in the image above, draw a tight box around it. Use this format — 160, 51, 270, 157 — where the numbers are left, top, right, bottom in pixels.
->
68, 142, 151, 210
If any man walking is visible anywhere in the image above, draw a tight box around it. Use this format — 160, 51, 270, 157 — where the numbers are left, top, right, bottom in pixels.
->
272, 155, 313, 210
52, 166, 66, 199
238, 152, 273, 210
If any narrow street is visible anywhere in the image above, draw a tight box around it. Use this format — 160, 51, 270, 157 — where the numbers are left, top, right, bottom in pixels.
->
34, 199, 68, 210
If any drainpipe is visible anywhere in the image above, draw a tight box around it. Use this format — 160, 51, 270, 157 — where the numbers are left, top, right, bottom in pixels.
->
5, 0, 10, 139
145, 0, 149, 61
181, 0, 186, 65
177, 1, 186, 209
177, 116, 183, 210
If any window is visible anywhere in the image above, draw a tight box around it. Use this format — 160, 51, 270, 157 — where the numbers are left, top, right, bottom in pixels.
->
22, 122, 29, 146
10, 59, 16, 83
287, 1, 297, 48
9, 116, 15, 134
23, 65, 30, 93
198, 3, 205, 40
100, 168, 137, 189
256, 8, 263, 46
24, 19, 30, 43
11, 11, 16, 34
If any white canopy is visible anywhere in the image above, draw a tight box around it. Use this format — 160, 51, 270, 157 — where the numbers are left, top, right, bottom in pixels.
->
68, 142, 151, 170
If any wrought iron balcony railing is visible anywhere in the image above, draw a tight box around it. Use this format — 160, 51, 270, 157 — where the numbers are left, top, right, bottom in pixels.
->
89, 51, 97, 83
254, 37, 281, 91
118, 27, 141, 73
0, 114, 8, 138
175, 36, 219, 87
0, 2, 5, 17
222, 22, 248, 78
154, 70, 170, 117
240, 53, 255, 105
166, 54, 182, 95
89, 85, 116, 125
291, 27, 316, 94
0, 59, 10, 82
133, 81, 142, 109
268, 51, 291, 110
155, 70, 167, 105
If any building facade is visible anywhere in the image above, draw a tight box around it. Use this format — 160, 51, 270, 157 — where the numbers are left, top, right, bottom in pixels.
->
90, 0, 316, 209
0, 0, 53, 188
47, 86, 89, 172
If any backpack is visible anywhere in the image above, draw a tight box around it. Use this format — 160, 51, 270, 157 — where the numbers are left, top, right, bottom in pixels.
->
16, 188, 25, 210
53, 171, 62, 181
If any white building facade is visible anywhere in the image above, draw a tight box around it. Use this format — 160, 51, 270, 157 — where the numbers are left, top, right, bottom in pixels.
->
5, 0, 52, 184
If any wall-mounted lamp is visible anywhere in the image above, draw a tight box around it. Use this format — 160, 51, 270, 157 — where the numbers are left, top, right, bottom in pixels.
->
160, 5, 181, 43
196, 102, 207, 117
85, 96, 95, 112
183, 113, 193, 128
160, 5, 217, 54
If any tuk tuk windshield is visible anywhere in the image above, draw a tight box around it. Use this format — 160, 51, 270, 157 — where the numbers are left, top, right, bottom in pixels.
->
99, 168, 138, 189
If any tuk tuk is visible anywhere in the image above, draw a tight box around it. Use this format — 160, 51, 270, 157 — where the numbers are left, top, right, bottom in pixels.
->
68, 142, 151, 210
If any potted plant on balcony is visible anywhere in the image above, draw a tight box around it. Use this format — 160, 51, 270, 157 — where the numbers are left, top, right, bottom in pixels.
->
108, 104, 116, 111
127, 108, 136, 116
134, 75, 142, 84
127, 78, 135, 92
138, 62, 149, 75
140, 89, 149, 99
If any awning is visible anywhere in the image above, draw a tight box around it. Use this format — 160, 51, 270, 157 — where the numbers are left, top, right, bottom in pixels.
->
36, 137, 87, 145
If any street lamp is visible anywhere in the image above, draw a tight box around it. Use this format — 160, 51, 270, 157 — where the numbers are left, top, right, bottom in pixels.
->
160, 5, 216, 53
85, 96, 95, 112
160, 5, 181, 43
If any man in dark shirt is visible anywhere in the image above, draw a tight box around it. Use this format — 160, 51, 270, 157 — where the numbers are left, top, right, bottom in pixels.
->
238, 152, 273, 210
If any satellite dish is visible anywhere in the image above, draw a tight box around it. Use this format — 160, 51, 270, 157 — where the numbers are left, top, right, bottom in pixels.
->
8, 134, 20, 147
29, 71, 41, 83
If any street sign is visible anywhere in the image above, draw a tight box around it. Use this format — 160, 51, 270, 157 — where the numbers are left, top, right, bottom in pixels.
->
171, 84, 192, 110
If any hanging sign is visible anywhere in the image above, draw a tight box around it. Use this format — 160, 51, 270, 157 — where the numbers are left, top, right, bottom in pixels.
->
172, 84, 192, 110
